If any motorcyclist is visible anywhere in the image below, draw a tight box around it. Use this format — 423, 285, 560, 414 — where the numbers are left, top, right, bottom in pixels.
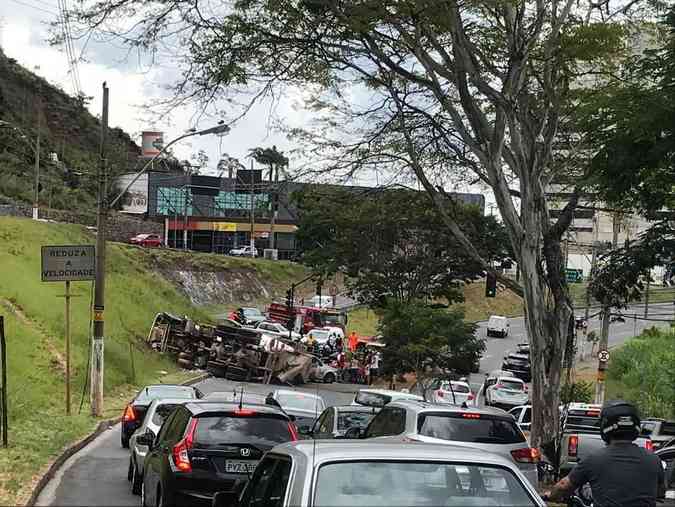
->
545, 400, 665, 507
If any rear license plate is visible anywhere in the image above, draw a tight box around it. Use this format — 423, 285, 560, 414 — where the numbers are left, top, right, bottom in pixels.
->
225, 460, 258, 474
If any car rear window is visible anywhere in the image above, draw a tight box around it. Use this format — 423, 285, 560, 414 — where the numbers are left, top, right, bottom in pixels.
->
152, 404, 180, 426
662, 422, 675, 436
193, 414, 293, 448
565, 411, 601, 433
135, 386, 196, 404
275, 393, 324, 413
355, 392, 391, 407
337, 411, 375, 431
500, 380, 524, 391
440, 383, 470, 394
418, 413, 525, 444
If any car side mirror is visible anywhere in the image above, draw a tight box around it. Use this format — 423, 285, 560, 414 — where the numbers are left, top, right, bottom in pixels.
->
344, 427, 362, 439
212, 491, 239, 507
136, 429, 156, 447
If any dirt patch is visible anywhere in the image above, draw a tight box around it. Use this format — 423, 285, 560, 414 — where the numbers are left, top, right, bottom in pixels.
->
0, 298, 67, 374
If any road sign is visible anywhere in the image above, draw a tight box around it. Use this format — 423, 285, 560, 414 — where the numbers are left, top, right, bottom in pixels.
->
565, 268, 583, 283
597, 349, 610, 362
41, 245, 95, 282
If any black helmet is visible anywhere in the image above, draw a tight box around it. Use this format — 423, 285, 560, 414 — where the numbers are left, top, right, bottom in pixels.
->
600, 400, 641, 443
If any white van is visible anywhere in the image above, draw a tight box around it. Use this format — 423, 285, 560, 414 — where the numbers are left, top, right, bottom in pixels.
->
309, 295, 334, 308
487, 315, 509, 337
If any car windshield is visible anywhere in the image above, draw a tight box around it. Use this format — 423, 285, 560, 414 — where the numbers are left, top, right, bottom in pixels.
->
417, 413, 526, 444
151, 404, 180, 426
310, 330, 331, 340
275, 392, 324, 413
134, 386, 196, 404
354, 391, 391, 408
314, 461, 535, 507
641, 422, 656, 436
193, 414, 293, 448
243, 309, 262, 317
499, 380, 524, 391
440, 383, 470, 394
337, 411, 376, 431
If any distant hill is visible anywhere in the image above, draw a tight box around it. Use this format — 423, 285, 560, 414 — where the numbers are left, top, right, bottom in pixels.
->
0, 48, 141, 211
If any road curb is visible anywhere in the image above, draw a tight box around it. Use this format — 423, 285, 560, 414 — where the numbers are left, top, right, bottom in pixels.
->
25, 372, 212, 506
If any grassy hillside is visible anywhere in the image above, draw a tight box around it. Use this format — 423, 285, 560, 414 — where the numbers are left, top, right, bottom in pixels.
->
0, 216, 208, 504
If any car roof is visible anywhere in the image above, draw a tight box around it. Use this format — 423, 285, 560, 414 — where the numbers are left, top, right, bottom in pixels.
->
331, 405, 379, 413
274, 389, 322, 400
203, 392, 270, 403
387, 399, 515, 418
183, 401, 288, 416
273, 440, 519, 468
487, 370, 513, 378
488, 315, 507, 320
147, 397, 195, 406
357, 389, 422, 398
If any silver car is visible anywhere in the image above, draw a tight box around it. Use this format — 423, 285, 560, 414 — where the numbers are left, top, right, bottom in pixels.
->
309, 355, 338, 384
213, 440, 545, 507
484, 373, 530, 410
126, 398, 190, 495
358, 399, 540, 487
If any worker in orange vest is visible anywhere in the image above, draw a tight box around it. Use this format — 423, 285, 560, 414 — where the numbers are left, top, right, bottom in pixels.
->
348, 331, 359, 353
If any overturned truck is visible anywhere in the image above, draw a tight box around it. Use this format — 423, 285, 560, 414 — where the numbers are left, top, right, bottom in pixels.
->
146, 312, 316, 385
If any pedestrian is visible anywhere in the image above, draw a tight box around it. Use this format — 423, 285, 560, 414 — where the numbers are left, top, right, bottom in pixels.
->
369, 351, 381, 385
348, 331, 358, 353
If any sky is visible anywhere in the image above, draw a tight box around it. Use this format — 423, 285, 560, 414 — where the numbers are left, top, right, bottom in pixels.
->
0, 0, 319, 179
0, 0, 491, 199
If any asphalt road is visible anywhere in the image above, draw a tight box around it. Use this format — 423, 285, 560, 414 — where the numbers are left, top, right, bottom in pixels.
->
36, 378, 359, 507
469, 301, 673, 392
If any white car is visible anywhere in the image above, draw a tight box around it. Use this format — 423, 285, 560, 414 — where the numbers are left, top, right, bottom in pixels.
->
485, 374, 529, 410
255, 321, 301, 341
229, 245, 258, 257
301, 327, 341, 345
351, 388, 423, 408
487, 315, 509, 337
426, 379, 476, 406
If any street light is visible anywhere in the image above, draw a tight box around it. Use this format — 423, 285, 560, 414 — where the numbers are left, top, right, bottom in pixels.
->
0, 120, 40, 220
89, 116, 230, 416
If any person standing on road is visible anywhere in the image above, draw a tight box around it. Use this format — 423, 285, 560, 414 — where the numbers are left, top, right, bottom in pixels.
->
368, 351, 380, 385
348, 331, 358, 353
545, 400, 665, 507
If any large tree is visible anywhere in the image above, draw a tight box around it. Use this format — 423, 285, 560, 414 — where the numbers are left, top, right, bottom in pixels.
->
294, 185, 511, 307
68, 0, 657, 446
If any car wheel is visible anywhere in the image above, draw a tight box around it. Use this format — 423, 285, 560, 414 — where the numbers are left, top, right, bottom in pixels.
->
121, 432, 129, 449
131, 458, 142, 495
324, 372, 336, 384
127, 458, 133, 482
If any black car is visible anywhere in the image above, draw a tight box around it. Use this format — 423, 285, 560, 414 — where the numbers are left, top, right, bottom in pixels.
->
311, 405, 377, 439
121, 384, 203, 448
140, 401, 298, 507
501, 351, 531, 382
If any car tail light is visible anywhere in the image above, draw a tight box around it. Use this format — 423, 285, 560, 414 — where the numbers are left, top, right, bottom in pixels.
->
568, 435, 579, 457
288, 422, 299, 441
172, 419, 198, 473
645, 439, 654, 452
462, 413, 480, 419
123, 405, 136, 422
511, 447, 540, 463
233, 409, 257, 416
586, 410, 600, 417
402, 436, 420, 442
436, 390, 444, 398
467, 393, 475, 401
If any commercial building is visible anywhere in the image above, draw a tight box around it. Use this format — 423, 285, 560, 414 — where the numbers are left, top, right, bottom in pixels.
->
116, 169, 486, 259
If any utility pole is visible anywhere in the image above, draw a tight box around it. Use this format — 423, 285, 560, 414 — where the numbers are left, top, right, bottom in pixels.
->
595, 212, 620, 404
33, 108, 41, 220
91, 82, 109, 417
269, 162, 279, 253
582, 213, 600, 361
250, 159, 255, 253
644, 273, 650, 318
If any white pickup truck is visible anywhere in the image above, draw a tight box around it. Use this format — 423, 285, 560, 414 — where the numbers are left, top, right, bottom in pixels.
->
559, 403, 653, 476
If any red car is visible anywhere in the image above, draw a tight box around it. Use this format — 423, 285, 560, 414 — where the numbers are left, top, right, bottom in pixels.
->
129, 233, 162, 247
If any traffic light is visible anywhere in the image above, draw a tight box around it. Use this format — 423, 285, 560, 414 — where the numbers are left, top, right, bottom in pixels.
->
285, 289, 293, 309
485, 272, 497, 298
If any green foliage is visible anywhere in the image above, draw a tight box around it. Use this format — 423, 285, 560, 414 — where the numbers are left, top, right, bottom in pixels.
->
294, 186, 511, 308
378, 299, 483, 378
607, 327, 675, 419
561, 23, 627, 62
561, 380, 594, 404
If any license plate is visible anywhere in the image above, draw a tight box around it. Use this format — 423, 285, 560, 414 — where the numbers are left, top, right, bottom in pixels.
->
225, 460, 258, 474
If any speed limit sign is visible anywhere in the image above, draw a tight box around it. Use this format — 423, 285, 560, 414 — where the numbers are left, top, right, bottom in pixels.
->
597, 350, 610, 362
